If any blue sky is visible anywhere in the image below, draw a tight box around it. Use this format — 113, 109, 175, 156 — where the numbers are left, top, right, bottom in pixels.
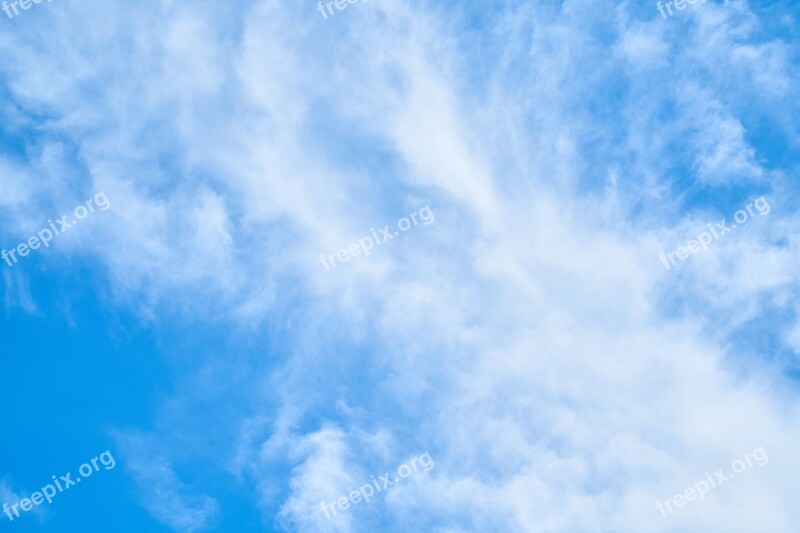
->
1, 0, 800, 531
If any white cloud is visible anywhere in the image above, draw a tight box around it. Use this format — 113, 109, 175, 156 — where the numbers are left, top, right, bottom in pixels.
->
1, 0, 799, 531
115, 433, 219, 532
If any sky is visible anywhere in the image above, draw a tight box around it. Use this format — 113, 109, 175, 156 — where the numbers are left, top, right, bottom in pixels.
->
1, 0, 799, 531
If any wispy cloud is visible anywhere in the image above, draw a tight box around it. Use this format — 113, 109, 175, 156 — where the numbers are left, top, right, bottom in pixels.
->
1, 0, 799, 531
115, 433, 219, 532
